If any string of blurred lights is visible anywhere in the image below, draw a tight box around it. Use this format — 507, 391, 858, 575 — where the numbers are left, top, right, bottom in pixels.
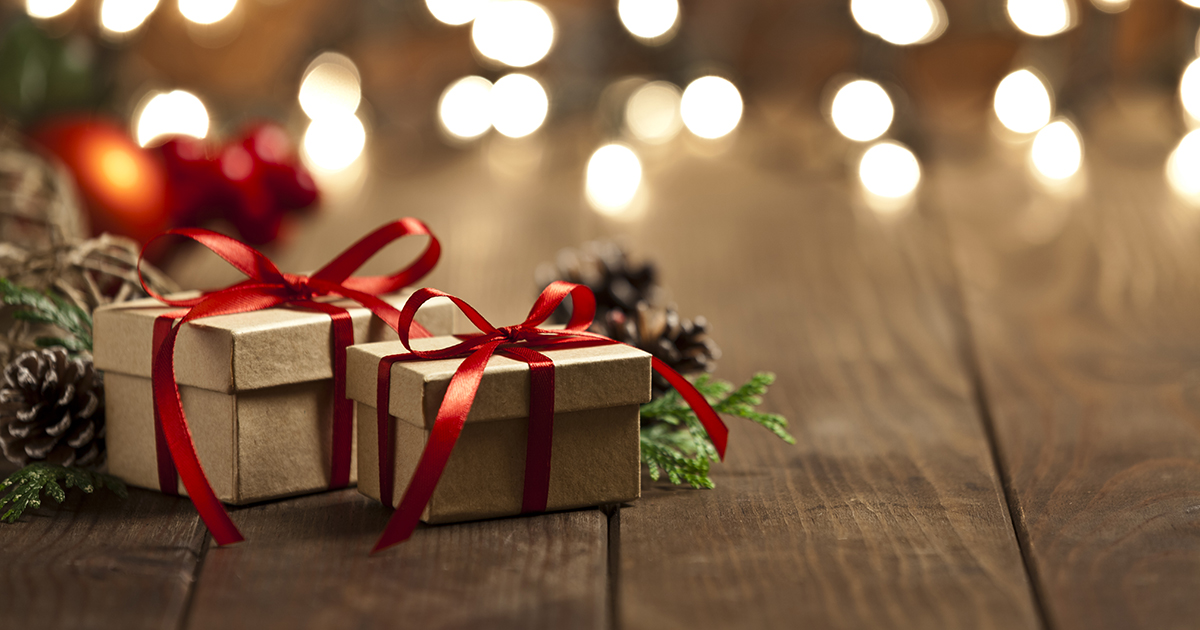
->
19, 0, 1200, 228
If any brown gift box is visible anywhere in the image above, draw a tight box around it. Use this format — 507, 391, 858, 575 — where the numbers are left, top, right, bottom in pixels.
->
92, 291, 453, 504
346, 338, 651, 524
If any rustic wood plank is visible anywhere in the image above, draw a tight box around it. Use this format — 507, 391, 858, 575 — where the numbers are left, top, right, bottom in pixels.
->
163, 119, 1040, 628
0, 461, 207, 630
612, 152, 1042, 629
939, 146, 1200, 630
185, 489, 607, 630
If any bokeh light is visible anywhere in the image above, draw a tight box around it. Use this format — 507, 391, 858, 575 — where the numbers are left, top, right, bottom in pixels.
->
489, 73, 548, 138
178, 0, 236, 25
586, 144, 642, 214
303, 114, 366, 171
830, 79, 894, 142
625, 81, 683, 144
1030, 119, 1082, 180
680, 76, 742, 140
1167, 130, 1200, 200
298, 54, 362, 121
994, 69, 1053, 134
849, 0, 945, 46
472, 1, 555, 68
135, 90, 209, 147
439, 76, 493, 140
1006, 0, 1072, 37
1090, 0, 1129, 13
100, 0, 160, 34
859, 141, 921, 199
26, 0, 76, 19
426, 0, 487, 25
1184, 0, 1200, 8
617, 0, 679, 42
1181, 58, 1200, 122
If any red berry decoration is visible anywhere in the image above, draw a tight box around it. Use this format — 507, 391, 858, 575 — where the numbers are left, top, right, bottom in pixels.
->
156, 123, 318, 246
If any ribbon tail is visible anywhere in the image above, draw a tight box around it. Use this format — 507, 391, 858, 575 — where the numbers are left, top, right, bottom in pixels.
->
153, 322, 245, 545
651, 357, 729, 460
373, 343, 499, 553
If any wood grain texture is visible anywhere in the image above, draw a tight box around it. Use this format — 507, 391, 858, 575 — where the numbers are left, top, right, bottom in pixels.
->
0, 459, 207, 630
938, 149, 1200, 630
185, 489, 608, 630
610, 148, 1041, 629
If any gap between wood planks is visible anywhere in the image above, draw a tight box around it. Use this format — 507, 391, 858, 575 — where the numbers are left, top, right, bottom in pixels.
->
603, 504, 621, 630
929, 203, 1051, 630
179, 534, 212, 630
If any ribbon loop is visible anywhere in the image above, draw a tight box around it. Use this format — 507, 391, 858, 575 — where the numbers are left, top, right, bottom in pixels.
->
140, 219, 441, 546
371, 282, 728, 553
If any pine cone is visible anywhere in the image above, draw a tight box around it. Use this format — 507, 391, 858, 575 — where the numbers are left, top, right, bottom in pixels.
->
535, 240, 661, 318
0, 347, 104, 467
597, 303, 721, 397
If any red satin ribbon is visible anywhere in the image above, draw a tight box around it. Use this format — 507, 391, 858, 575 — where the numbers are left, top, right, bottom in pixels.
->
370, 281, 729, 553
138, 218, 440, 545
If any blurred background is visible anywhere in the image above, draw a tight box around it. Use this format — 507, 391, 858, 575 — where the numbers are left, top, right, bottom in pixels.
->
1, 0, 1199, 317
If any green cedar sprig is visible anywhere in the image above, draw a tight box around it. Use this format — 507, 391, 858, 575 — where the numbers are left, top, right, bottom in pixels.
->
640, 372, 793, 489
0, 278, 93, 352
0, 463, 127, 523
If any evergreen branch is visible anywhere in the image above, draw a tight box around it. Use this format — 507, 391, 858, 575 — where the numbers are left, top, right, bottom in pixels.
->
0, 463, 127, 523
639, 371, 794, 488
640, 430, 713, 488
0, 279, 93, 352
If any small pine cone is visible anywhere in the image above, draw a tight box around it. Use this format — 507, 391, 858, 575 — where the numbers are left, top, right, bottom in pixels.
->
0, 347, 104, 468
597, 304, 721, 396
535, 240, 661, 320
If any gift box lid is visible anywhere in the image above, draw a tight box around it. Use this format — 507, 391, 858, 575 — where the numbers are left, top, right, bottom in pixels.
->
93, 291, 453, 394
346, 337, 652, 429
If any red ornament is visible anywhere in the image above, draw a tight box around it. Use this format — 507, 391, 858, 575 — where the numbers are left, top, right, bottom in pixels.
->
29, 117, 169, 244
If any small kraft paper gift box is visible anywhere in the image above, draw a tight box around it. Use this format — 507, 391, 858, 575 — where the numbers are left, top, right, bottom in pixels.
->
347, 337, 651, 524
93, 292, 454, 504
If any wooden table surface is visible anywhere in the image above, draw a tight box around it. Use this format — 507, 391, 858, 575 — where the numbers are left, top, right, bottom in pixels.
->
3, 116, 1199, 630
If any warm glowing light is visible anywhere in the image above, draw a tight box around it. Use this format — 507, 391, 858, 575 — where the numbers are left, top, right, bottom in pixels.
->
426, 0, 487, 25
489, 73, 548, 138
303, 114, 366, 171
299, 54, 362, 121
830, 79, 893, 142
859, 141, 920, 199
625, 81, 682, 144
439, 76, 493, 140
1168, 130, 1200, 199
135, 90, 209, 147
26, 0, 76, 19
1031, 119, 1082, 180
1006, 0, 1072, 37
100, 149, 140, 190
472, 1, 555, 67
1182, 59, 1200, 122
100, 0, 160, 33
994, 69, 1053, 134
1090, 0, 1129, 13
849, 0, 945, 46
617, 0, 679, 42
1184, 0, 1200, 8
178, 0, 236, 25
586, 144, 642, 214
680, 76, 742, 140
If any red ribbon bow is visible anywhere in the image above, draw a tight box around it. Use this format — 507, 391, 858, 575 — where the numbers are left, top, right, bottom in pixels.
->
138, 218, 440, 546
371, 281, 729, 553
